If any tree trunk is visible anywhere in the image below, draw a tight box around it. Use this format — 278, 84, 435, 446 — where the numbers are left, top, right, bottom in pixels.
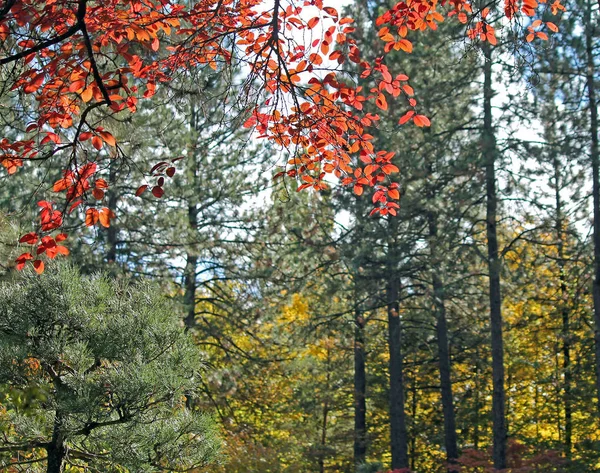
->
319, 349, 331, 473
183, 101, 199, 329
183, 202, 198, 329
387, 272, 409, 469
428, 211, 459, 471
473, 348, 480, 451
482, 42, 507, 470
585, 0, 600, 418
410, 352, 418, 472
354, 305, 367, 467
46, 415, 65, 473
105, 160, 118, 264
553, 153, 572, 456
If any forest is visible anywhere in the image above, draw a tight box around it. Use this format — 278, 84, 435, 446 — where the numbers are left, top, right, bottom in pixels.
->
0, 0, 599, 471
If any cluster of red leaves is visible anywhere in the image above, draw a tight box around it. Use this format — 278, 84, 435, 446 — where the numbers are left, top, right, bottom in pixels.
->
457, 440, 569, 472
0, 0, 563, 272
135, 157, 183, 199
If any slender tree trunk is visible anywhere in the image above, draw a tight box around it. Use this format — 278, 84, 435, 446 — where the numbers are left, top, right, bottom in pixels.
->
183, 101, 199, 329
183, 234, 198, 329
473, 349, 480, 451
319, 350, 331, 473
105, 160, 118, 264
584, 1, 600, 418
387, 271, 409, 469
354, 305, 367, 467
46, 415, 65, 473
428, 212, 459, 471
410, 352, 418, 472
482, 42, 507, 470
553, 154, 572, 456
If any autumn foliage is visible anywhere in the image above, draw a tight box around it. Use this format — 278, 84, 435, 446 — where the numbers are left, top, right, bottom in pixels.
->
0, 0, 563, 271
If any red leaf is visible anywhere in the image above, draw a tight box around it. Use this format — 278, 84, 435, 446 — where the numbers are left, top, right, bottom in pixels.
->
97, 130, 116, 147
136, 185, 148, 196
85, 208, 99, 226
92, 188, 105, 200
99, 207, 116, 228
414, 115, 431, 127
33, 259, 44, 274
388, 188, 400, 200
95, 178, 108, 189
15, 252, 34, 270
92, 136, 103, 150
399, 110, 415, 125
152, 186, 164, 198
19, 232, 39, 245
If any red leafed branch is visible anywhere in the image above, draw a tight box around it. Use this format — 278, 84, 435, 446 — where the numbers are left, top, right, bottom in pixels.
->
0, 0, 564, 272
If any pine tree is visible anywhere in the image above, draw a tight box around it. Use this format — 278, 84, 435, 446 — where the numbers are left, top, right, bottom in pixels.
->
0, 263, 220, 472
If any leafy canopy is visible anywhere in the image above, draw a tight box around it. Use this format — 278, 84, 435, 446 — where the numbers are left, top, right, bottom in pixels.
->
0, 0, 564, 271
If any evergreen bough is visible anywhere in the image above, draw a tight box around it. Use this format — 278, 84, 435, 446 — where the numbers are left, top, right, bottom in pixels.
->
0, 264, 220, 472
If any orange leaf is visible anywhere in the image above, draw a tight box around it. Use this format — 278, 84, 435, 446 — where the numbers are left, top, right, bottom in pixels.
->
536, 31, 548, 40
81, 86, 93, 103
55, 245, 69, 256
85, 208, 99, 226
414, 115, 431, 127
376, 93, 388, 111
92, 136, 102, 150
395, 39, 412, 53
307, 17, 319, 29
399, 110, 415, 125
95, 178, 108, 189
98, 131, 116, 147
33, 260, 44, 274
99, 207, 116, 228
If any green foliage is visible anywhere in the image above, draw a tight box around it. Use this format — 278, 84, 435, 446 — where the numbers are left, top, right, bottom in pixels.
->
0, 263, 220, 472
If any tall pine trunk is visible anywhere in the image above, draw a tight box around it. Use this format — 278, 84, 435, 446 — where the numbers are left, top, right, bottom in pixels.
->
354, 305, 367, 467
482, 42, 507, 470
584, 0, 600, 418
387, 268, 409, 469
552, 144, 572, 455
105, 160, 118, 264
428, 210, 459, 471
183, 102, 199, 329
183, 204, 198, 329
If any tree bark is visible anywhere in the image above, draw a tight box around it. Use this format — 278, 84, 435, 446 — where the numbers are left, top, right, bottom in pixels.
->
46, 415, 65, 473
428, 211, 459, 472
552, 152, 572, 455
387, 272, 409, 470
482, 42, 507, 470
105, 160, 118, 264
354, 305, 367, 467
584, 0, 600, 418
319, 349, 331, 473
183, 101, 199, 329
